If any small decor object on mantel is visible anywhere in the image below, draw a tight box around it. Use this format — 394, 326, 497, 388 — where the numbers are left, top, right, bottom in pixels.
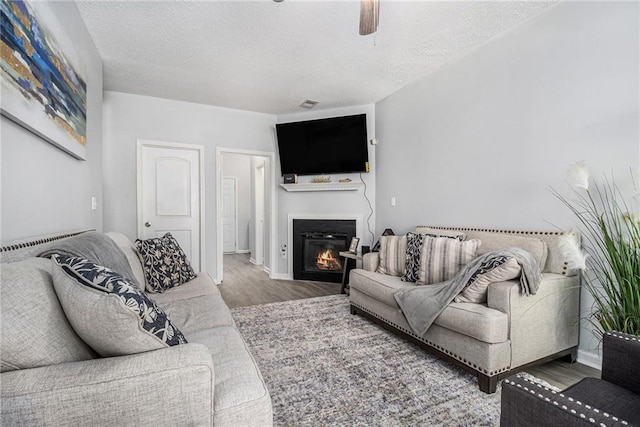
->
349, 237, 360, 253
312, 176, 331, 183
283, 173, 297, 184
553, 161, 640, 339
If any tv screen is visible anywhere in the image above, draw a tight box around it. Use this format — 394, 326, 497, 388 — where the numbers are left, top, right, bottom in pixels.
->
276, 114, 369, 176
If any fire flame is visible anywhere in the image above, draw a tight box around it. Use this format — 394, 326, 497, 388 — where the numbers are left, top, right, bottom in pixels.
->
316, 249, 342, 270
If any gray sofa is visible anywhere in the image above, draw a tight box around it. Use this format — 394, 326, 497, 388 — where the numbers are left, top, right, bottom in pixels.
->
349, 226, 581, 393
0, 230, 272, 426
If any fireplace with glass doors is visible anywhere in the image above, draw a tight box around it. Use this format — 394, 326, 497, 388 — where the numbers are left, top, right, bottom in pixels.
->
292, 219, 356, 283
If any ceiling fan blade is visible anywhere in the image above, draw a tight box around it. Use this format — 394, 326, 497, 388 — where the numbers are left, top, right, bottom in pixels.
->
359, 0, 379, 35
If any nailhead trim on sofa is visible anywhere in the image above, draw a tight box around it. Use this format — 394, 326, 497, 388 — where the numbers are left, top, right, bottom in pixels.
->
606, 330, 640, 343
418, 226, 565, 236
504, 375, 631, 426
1, 230, 93, 253
351, 301, 511, 376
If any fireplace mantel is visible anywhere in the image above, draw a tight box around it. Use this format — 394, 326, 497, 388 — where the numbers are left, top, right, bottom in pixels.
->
280, 182, 363, 192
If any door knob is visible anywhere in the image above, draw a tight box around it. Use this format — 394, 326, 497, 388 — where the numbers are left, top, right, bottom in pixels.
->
144, 222, 151, 228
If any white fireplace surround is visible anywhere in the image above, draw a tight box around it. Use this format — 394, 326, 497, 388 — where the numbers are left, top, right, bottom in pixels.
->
286, 213, 364, 280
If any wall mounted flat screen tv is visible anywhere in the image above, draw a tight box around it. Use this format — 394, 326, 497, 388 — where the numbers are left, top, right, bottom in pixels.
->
276, 114, 369, 176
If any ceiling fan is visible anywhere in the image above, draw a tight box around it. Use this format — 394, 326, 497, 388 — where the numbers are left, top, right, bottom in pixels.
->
273, 0, 379, 35
359, 0, 380, 35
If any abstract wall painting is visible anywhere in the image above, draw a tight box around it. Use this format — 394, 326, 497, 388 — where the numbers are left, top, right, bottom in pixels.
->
1, 0, 87, 160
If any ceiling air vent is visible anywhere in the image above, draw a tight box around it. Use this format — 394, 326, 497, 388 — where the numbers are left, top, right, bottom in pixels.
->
300, 99, 319, 109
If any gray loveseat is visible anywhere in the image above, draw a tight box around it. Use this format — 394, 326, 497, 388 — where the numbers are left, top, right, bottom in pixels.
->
349, 226, 581, 393
0, 230, 272, 426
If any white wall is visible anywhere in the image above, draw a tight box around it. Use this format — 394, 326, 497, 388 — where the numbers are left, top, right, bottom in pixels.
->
375, 1, 639, 366
275, 104, 377, 279
1, 2, 103, 243
222, 153, 252, 251
102, 91, 276, 277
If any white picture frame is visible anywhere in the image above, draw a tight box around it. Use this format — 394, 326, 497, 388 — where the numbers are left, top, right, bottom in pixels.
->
348, 237, 360, 253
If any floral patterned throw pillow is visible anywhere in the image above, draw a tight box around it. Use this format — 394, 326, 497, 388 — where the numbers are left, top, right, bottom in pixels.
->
135, 232, 197, 293
163, 233, 198, 285
401, 232, 424, 283
51, 254, 187, 357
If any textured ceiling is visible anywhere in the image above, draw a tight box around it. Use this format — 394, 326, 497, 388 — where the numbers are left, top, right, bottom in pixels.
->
76, 0, 556, 115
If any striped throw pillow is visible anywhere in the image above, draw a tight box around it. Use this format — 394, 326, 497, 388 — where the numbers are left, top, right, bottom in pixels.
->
401, 231, 469, 283
417, 237, 480, 285
376, 235, 407, 276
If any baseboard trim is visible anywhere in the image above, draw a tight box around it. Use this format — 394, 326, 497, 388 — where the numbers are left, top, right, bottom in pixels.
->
263, 266, 270, 274
577, 349, 602, 370
236, 249, 250, 254
249, 257, 257, 265
271, 273, 292, 280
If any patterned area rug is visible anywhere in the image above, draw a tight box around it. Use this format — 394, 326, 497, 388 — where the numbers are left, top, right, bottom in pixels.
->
232, 294, 523, 426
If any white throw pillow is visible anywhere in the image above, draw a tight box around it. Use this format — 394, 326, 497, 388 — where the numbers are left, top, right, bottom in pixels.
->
376, 235, 407, 276
417, 237, 480, 285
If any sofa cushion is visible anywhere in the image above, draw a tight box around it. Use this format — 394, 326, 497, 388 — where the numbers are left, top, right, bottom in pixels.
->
188, 326, 273, 425
52, 255, 188, 357
150, 273, 220, 304
158, 294, 235, 336
105, 232, 146, 287
434, 302, 509, 344
375, 235, 407, 276
417, 237, 480, 285
150, 274, 235, 335
350, 269, 412, 307
0, 258, 96, 372
350, 270, 509, 344
454, 256, 521, 304
38, 231, 140, 288
135, 233, 197, 293
463, 230, 548, 272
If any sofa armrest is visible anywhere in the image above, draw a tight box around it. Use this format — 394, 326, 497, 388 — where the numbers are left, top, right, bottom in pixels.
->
487, 273, 580, 367
501, 375, 627, 427
363, 252, 379, 272
602, 331, 640, 395
1, 344, 214, 425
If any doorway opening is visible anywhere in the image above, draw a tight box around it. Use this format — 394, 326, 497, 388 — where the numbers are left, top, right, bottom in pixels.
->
216, 147, 275, 283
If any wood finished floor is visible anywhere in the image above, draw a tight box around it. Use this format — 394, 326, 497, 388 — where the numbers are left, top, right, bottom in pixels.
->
219, 253, 600, 389
218, 253, 341, 308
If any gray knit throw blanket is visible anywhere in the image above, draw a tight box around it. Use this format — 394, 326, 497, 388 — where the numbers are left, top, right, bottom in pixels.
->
394, 247, 541, 337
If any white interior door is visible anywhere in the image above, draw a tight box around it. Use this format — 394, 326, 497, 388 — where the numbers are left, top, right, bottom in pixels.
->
138, 141, 203, 272
223, 177, 237, 253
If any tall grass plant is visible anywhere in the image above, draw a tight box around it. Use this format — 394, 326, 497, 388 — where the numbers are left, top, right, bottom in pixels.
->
553, 162, 640, 338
